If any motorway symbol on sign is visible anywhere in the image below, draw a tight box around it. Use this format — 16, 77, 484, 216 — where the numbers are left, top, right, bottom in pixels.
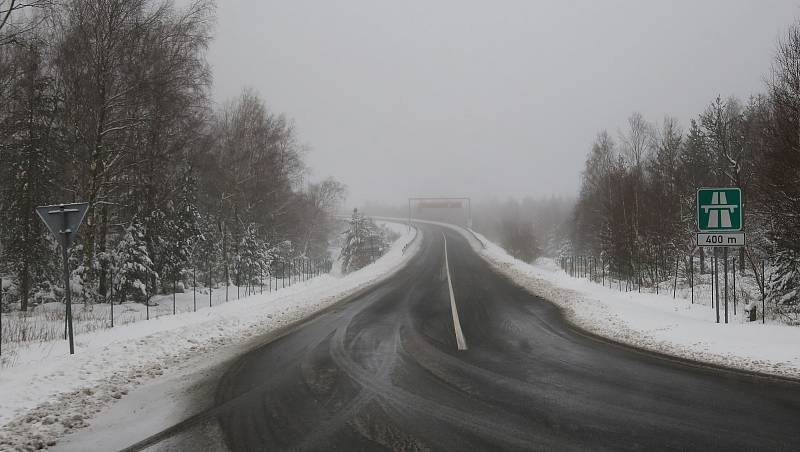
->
36, 203, 89, 248
696, 188, 742, 232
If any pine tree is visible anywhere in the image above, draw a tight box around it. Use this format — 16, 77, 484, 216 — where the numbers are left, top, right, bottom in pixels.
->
340, 209, 388, 273
761, 20, 800, 319
770, 249, 800, 322
194, 214, 221, 289
0, 38, 62, 310
113, 223, 157, 303
143, 173, 201, 293
233, 223, 266, 289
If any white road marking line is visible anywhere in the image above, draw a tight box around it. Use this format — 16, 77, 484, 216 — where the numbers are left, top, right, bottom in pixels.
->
442, 232, 468, 351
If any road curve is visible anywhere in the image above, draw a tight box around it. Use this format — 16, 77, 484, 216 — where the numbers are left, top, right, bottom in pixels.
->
212, 223, 800, 451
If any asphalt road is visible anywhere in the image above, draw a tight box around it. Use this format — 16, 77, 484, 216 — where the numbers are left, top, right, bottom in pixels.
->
210, 223, 800, 451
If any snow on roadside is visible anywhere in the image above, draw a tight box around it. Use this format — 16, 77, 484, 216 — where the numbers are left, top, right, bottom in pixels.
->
0, 223, 420, 451
456, 226, 800, 380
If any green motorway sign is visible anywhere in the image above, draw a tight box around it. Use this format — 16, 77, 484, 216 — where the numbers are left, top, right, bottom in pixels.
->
696, 187, 742, 232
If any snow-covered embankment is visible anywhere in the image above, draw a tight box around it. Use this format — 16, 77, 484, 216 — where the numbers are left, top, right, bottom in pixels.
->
461, 227, 800, 381
0, 222, 420, 450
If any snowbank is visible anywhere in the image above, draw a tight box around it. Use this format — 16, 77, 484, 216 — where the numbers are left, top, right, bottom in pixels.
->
0, 223, 421, 450
430, 222, 800, 381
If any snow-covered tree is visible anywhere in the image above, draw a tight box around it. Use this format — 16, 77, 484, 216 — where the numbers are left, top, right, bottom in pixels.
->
761, 20, 800, 320
0, 1, 343, 319
143, 173, 200, 293
233, 223, 267, 288
112, 223, 157, 303
340, 209, 388, 273
194, 215, 222, 288
770, 249, 800, 322
0, 34, 62, 310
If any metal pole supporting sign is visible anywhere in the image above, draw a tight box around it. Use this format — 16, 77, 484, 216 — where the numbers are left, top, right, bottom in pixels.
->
36, 203, 89, 355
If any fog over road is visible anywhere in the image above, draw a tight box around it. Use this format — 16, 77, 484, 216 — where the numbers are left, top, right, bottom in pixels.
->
188, 224, 799, 451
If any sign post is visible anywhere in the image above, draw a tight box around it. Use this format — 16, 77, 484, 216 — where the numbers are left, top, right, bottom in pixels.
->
696, 188, 744, 324
36, 203, 89, 355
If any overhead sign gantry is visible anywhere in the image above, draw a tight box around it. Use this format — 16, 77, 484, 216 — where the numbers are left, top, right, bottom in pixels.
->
408, 197, 472, 228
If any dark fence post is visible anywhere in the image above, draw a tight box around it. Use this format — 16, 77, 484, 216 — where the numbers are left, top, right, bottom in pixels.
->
761, 259, 766, 324
193, 266, 197, 312
146, 281, 150, 321
689, 255, 694, 304
673, 256, 679, 299
655, 255, 659, 295
637, 256, 641, 293
173, 277, 177, 315
110, 268, 114, 328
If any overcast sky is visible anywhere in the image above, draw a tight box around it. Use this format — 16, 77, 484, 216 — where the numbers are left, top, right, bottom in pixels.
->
206, 0, 800, 206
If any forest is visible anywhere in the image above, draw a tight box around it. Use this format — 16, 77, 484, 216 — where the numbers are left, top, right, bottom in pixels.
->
0, 0, 346, 311
570, 21, 800, 322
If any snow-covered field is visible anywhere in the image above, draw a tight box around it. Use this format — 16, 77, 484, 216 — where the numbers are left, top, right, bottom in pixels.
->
464, 228, 800, 381
0, 222, 420, 451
